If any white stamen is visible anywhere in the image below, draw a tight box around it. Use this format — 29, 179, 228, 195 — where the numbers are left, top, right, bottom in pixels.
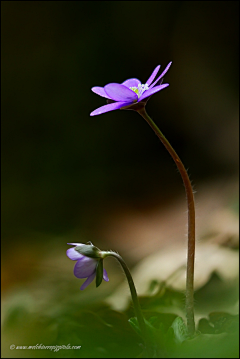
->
130, 83, 149, 98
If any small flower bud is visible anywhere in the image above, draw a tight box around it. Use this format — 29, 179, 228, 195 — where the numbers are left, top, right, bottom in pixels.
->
67, 242, 109, 290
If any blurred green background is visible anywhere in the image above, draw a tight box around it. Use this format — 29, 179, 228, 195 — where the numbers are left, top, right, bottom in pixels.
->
1, 1, 239, 357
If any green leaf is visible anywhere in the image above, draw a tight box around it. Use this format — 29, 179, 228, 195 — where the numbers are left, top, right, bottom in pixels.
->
170, 316, 189, 343
128, 317, 142, 336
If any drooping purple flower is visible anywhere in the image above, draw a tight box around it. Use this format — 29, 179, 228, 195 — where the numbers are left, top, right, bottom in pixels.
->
66, 243, 109, 290
90, 62, 172, 116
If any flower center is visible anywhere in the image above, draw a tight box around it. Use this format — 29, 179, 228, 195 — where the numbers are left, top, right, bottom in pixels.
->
130, 83, 149, 98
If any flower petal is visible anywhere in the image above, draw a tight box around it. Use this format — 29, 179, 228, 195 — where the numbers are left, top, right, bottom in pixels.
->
90, 101, 132, 116
104, 83, 138, 102
67, 242, 84, 246
149, 62, 172, 89
139, 84, 169, 101
74, 257, 97, 278
146, 65, 160, 86
121, 78, 141, 88
103, 268, 109, 282
66, 248, 84, 261
91, 86, 112, 99
80, 272, 96, 290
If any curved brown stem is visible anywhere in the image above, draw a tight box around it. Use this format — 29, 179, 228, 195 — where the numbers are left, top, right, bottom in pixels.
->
137, 107, 195, 335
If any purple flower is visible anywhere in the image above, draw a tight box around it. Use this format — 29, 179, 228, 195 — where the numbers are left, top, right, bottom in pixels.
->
66, 243, 109, 290
90, 62, 172, 116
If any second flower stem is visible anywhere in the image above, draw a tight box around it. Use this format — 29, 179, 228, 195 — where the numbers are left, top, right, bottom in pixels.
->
105, 251, 150, 349
137, 107, 195, 335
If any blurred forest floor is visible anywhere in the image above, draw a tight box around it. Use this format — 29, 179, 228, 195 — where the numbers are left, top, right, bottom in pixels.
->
1, 176, 239, 357
2, 177, 239, 291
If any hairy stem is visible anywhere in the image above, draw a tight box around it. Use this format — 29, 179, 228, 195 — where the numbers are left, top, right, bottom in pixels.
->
137, 107, 195, 335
